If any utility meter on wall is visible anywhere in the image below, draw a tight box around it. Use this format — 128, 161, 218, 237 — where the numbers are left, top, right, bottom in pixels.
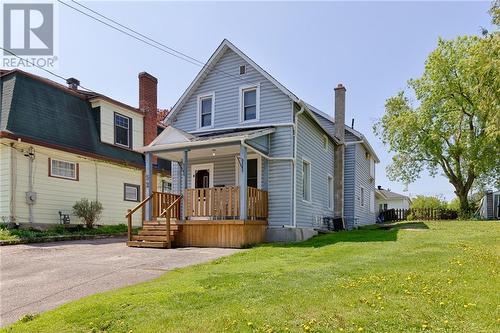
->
25, 191, 37, 204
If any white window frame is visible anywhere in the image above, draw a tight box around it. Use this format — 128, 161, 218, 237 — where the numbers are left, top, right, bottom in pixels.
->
369, 158, 375, 178
323, 134, 329, 151
327, 174, 334, 210
302, 158, 312, 203
161, 180, 172, 193
360, 186, 365, 207
239, 64, 246, 75
235, 154, 262, 189
114, 112, 132, 148
197, 92, 215, 130
190, 163, 214, 189
239, 84, 260, 123
49, 158, 78, 181
124, 183, 140, 202
370, 190, 375, 213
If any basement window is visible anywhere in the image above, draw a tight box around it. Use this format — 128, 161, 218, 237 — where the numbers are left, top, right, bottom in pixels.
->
49, 158, 78, 181
124, 183, 140, 202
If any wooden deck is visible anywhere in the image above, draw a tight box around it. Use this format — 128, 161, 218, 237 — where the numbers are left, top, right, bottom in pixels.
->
126, 187, 268, 249
174, 220, 267, 248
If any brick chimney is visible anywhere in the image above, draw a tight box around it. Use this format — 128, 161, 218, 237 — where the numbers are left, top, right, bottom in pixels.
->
333, 84, 346, 222
139, 72, 158, 146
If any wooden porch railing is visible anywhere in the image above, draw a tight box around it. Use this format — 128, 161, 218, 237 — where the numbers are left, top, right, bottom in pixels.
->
160, 195, 183, 248
152, 191, 181, 219
184, 186, 268, 220
125, 191, 181, 242
247, 187, 268, 220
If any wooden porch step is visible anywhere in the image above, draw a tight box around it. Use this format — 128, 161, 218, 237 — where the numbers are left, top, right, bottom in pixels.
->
142, 224, 179, 231
126, 240, 170, 248
139, 229, 177, 236
133, 234, 175, 242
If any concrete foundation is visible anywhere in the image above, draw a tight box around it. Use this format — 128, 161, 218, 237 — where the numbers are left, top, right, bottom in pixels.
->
266, 227, 318, 243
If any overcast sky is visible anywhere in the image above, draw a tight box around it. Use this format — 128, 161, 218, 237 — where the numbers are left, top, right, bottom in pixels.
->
34, 0, 493, 200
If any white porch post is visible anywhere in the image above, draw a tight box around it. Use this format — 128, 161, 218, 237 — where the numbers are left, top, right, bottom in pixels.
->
145, 152, 153, 221
239, 144, 247, 220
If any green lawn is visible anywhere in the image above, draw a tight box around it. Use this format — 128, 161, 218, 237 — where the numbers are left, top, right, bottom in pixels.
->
3, 221, 499, 333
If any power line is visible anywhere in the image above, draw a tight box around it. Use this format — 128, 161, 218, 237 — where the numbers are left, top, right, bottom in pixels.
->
1, 46, 96, 93
59, 0, 258, 86
70, 0, 205, 67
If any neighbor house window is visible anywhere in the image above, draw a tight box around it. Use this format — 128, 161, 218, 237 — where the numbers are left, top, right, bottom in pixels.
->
198, 93, 214, 128
302, 159, 311, 202
114, 113, 132, 148
360, 186, 365, 207
124, 183, 140, 202
327, 175, 334, 209
323, 135, 328, 151
240, 85, 260, 122
161, 180, 172, 193
49, 158, 78, 181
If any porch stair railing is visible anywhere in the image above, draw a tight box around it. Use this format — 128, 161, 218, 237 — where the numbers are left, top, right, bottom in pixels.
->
126, 191, 182, 248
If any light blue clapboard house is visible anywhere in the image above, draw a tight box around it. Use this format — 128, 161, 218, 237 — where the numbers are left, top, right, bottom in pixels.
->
139, 40, 379, 244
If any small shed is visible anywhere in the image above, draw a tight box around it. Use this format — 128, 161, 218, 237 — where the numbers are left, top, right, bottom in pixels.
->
478, 190, 500, 220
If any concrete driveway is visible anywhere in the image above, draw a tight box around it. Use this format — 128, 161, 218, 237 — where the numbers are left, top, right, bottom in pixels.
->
0, 238, 239, 327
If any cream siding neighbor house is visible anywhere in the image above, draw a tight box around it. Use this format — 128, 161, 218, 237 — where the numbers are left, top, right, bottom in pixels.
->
0, 69, 171, 226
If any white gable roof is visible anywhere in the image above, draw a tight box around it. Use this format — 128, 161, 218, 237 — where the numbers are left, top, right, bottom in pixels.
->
147, 126, 194, 147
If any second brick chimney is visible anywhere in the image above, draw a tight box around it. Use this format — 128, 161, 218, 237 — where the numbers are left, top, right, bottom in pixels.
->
139, 72, 158, 146
333, 84, 346, 223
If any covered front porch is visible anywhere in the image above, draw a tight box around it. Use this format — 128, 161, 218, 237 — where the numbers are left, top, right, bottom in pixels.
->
130, 127, 273, 248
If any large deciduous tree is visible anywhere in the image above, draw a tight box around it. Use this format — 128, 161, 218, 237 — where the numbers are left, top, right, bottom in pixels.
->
375, 15, 500, 215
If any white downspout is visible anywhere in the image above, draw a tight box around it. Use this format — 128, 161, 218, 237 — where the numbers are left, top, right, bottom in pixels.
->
9, 143, 16, 223
293, 104, 306, 228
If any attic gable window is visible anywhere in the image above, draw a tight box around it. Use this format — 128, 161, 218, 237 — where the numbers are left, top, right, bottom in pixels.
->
114, 113, 132, 148
240, 84, 260, 123
239, 65, 246, 75
197, 93, 215, 129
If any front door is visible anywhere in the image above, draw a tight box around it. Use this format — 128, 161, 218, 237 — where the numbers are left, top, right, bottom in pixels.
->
191, 164, 214, 189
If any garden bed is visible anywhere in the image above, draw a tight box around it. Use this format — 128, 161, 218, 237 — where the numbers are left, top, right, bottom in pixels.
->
0, 224, 136, 246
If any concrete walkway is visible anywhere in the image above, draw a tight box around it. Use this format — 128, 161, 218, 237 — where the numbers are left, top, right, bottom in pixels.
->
0, 238, 239, 327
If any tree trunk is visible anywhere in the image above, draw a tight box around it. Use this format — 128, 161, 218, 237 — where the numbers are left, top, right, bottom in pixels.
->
454, 185, 471, 217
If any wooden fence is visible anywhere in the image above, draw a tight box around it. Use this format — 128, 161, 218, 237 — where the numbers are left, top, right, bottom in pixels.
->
380, 208, 458, 222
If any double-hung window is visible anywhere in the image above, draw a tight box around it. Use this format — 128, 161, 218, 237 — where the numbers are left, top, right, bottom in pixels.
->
114, 113, 131, 148
49, 158, 78, 181
240, 85, 259, 122
302, 159, 311, 202
198, 93, 214, 128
